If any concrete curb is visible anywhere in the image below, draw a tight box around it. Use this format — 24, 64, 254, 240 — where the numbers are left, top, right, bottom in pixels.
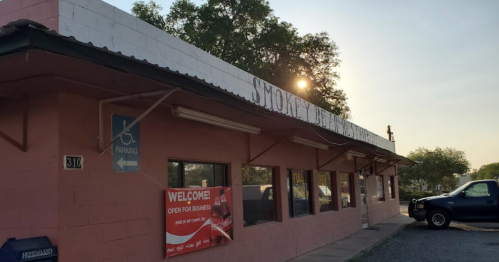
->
347, 221, 415, 262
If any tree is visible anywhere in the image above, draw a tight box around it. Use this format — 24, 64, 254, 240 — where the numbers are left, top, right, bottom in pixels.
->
132, 0, 167, 30
399, 147, 471, 192
470, 162, 499, 180
440, 176, 459, 191
132, 0, 350, 119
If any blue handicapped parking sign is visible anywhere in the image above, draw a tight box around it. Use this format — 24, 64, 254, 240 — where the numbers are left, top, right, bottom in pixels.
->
112, 114, 140, 172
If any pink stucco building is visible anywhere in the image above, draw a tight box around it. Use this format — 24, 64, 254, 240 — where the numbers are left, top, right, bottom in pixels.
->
0, 0, 414, 261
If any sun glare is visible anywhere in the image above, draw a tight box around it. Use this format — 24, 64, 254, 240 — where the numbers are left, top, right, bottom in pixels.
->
297, 80, 307, 89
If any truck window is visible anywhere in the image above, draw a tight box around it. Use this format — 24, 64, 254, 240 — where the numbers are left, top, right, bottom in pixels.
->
449, 181, 472, 196
465, 183, 489, 197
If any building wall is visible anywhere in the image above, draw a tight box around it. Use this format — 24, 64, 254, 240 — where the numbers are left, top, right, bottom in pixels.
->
366, 163, 399, 225
0, 0, 59, 30
0, 91, 399, 261
0, 94, 59, 245
52, 92, 399, 262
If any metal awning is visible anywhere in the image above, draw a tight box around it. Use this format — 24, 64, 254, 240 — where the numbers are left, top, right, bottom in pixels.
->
0, 20, 415, 167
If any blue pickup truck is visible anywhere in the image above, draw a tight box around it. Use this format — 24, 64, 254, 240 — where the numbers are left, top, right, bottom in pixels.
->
409, 179, 499, 229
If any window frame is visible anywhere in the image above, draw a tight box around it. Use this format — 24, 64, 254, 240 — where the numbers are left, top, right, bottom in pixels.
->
317, 171, 338, 212
288, 169, 313, 218
376, 175, 385, 201
167, 160, 228, 188
241, 165, 278, 227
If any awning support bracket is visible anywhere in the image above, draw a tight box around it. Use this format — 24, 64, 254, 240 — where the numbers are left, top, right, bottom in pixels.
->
357, 157, 382, 174
376, 160, 400, 175
247, 129, 298, 164
317, 146, 354, 170
98, 89, 178, 154
397, 163, 419, 176
0, 97, 28, 152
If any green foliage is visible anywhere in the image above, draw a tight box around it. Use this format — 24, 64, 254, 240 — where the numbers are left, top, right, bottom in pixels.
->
440, 176, 459, 190
132, 0, 350, 119
470, 162, 499, 180
398, 147, 471, 192
132, 1, 167, 30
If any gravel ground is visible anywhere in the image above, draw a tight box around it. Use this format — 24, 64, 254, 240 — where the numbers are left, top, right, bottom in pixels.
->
353, 221, 499, 262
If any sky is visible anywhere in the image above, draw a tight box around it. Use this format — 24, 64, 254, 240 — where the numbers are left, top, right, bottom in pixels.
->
102, 0, 499, 170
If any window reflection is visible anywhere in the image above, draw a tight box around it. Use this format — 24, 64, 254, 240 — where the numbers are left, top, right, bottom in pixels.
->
185, 163, 214, 188
167, 161, 226, 188
340, 173, 352, 208
288, 170, 312, 217
168, 162, 180, 188
242, 166, 276, 227
388, 177, 395, 199
318, 171, 334, 212
376, 176, 384, 201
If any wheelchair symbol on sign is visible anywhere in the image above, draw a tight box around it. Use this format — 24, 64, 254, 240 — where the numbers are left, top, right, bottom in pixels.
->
120, 120, 136, 145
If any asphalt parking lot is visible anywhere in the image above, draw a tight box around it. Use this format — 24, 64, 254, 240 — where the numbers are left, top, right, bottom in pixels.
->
354, 206, 499, 262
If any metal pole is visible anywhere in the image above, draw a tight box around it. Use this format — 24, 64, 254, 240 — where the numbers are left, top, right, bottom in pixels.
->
247, 129, 298, 164
425, 151, 431, 191
434, 154, 437, 191
0, 97, 28, 152
100, 89, 174, 104
397, 164, 418, 176
98, 89, 177, 152
375, 160, 400, 175
99, 89, 178, 155
318, 146, 354, 170
357, 157, 381, 173
0, 131, 25, 152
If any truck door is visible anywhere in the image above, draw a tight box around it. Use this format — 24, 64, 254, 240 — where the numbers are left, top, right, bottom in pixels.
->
453, 182, 497, 221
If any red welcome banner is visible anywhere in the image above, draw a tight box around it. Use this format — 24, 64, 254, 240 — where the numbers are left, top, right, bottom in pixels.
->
165, 187, 233, 257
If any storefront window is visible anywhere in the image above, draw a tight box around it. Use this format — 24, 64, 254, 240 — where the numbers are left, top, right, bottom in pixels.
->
339, 173, 352, 208
388, 176, 395, 199
168, 161, 227, 188
288, 170, 312, 217
377, 175, 385, 201
318, 171, 336, 212
242, 166, 277, 227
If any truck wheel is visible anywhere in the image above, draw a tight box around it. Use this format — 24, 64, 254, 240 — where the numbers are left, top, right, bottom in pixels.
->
426, 209, 450, 230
